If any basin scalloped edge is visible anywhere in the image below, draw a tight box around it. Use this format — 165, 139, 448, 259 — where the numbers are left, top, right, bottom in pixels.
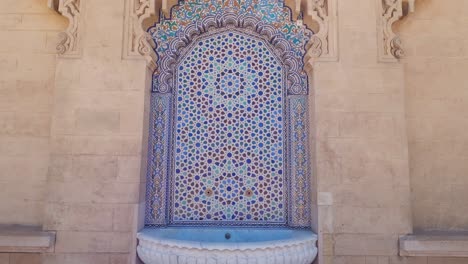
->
137, 230, 318, 264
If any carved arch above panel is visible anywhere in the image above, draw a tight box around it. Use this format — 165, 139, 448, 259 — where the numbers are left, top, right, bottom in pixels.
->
48, 0, 83, 57
153, 12, 312, 95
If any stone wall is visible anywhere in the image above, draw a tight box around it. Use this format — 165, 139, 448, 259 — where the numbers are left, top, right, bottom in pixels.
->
310, 0, 413, 263
0, 0, 66, 226
42, 0, 152, 263
397, 0, 468, 233
0, 0, 467, 264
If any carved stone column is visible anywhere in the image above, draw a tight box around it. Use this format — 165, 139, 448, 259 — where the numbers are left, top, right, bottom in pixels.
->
123, 0, 157, 71
377, 0, 404, 62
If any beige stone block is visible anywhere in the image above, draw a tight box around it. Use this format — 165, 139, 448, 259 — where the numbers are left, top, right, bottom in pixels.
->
428, 258, 468, 264
400, 234, 468, 258
78, 61, 129, 91
333, 184, 397, 208
0, 0, 53, 13
316, 111, 340, 139
340, 156, 396, 186
44, 203, 114, 232
321, 233, 334, 256
338, 113, 396, 140
15, 80, 51, 113
0, 155, 48, 182
0, 112, 15, 135
55, 231, 132, 253
72, 155, 118, 182
334, 256, 367, 264
51, 114, 75, 135
0, 254, 8, 264
47, 181, 140, 204
71, 136, 142, 156
113, 205, 135, 232
9, 254, 41, 264
0, 15, 22, 29
316, 91, 403, 114
119, 108, 144, 135
366, 257, 391, 264
0, 200, 43, 226
339, 31, 378, 67
0, 54, 18, 74
75, 109, 120, 135
0, 31, 46, 53
366, 257, 379, 264
50, 136, 73, 155
14, 113, 50, 137
334, 234, 399, 256
319, 206, 334, 233
316, 157, 342, 188
334, 206, 411, 234
51, 136, 142, 156
318, 192, 333, 206
389, 256, 427, 264
43, 253, 110, 264
408, 97, 468, 120
0, 182, 45, 202
47, 155, 71, 181
0, 137, 49, 156
14, 14, 66, 31
314, 66, 403, 95
323, 138, 406, 162
54, 90, 142, 113
117, 156, 142, 183
109, 254, 129, 264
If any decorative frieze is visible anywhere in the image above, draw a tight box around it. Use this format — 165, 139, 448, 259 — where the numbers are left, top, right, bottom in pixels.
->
49, 0, 83, 57
123, 0, 157, 70
377, 0, 404, 62
305, 0, 338, 62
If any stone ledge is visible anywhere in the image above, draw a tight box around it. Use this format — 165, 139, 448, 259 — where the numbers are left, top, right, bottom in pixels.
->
0, 225, 55, 253
400, 233, 468, 257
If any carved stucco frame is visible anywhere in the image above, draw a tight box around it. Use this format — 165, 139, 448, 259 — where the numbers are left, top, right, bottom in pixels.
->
47, 0, 408, 64
305, 0, 339, 62
48, 0, 84, 58
48, 0, 158, 67
377, 0, 405, 62
123, 0, 158, 70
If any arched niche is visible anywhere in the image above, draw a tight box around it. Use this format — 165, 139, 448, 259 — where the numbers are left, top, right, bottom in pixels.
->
144, 0, 314, 229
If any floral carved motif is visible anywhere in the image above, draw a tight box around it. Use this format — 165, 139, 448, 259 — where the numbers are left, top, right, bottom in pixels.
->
378, 0, 404, 61
306, 0, 338, 62
123, 0, 157, 69
55, 0, 82, 57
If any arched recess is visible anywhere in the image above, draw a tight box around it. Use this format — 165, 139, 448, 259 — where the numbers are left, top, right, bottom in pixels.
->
144, 0, 316, 229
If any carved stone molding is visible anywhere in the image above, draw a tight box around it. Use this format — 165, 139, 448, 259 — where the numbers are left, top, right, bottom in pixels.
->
123, 0, 157, 70
305, 0, 338, 62
49, 0, 83, 57
378, 0, 404, 62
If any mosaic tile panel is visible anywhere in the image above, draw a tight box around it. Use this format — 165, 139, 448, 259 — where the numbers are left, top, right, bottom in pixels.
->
289, 96, 312, 227
146, 0, 313, 228
171, 31, 286, 225
145, 94, 171, 225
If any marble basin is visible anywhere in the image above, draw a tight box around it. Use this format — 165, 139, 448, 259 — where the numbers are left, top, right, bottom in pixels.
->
137, 227, 318, 264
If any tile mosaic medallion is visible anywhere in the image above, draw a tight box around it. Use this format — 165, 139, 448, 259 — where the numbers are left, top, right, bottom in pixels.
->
146, 0, 313, 228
